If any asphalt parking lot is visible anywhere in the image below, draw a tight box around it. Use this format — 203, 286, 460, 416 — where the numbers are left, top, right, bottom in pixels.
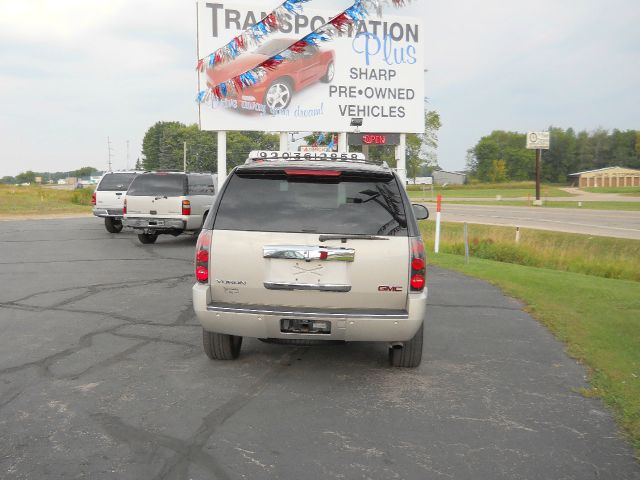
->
1, 218, 638, 479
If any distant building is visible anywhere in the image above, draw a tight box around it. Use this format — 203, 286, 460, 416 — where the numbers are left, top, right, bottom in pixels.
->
569, 167, 640, 188
432, 170, 467, 186
407, 177, 433, 186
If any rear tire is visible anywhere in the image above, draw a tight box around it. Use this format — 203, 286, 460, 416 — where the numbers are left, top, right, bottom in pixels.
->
321, 61, 335, 83
104, 217, 123, 233
389, 322, 424, 368
138, 233, 158, 244
203, 329, 242, 360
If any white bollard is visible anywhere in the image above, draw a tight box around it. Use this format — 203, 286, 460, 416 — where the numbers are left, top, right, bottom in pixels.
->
435, 193, 442, 254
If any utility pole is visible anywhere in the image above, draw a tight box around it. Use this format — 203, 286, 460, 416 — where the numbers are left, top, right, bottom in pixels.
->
184, 142, 187, 172
107, 137, 114, 172
126, 140, 130, 170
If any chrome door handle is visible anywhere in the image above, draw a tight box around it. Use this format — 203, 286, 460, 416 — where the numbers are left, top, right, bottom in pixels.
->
263, 245, 355, 262
264, 282, 351, 292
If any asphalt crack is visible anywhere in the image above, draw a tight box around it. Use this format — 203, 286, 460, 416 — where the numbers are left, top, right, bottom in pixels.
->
92, 348, 305, 480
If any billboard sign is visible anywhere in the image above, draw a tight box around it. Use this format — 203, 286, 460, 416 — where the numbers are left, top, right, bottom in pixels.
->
197, 2, 425, 133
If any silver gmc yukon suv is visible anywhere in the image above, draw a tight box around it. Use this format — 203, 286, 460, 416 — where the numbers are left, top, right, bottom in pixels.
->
192, 152, 429, 367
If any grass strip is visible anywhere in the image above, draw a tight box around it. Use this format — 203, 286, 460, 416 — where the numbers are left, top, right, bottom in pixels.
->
427, 252, 640, 455
419, 221, 640, 282
0, 185, 93, 216
582, 187, 640, 196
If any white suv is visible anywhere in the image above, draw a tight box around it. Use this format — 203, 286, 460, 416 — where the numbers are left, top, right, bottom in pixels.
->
92, 171, 141, 233
192, 152, 429, 367
123, 172, 217, 244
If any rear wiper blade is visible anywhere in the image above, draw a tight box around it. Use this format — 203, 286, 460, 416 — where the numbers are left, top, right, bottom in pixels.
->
319, 234, 389, 242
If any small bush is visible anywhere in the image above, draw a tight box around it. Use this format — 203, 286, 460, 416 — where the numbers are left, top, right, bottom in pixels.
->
70, 188, 93, 205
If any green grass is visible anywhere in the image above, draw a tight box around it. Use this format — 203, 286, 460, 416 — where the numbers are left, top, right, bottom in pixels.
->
427, 252, 640, 454
408, 182, 573, 199
427, 200, 640, 211
582, 187, 640, 196
0, 185, 93, 216
419, 221, 640, 282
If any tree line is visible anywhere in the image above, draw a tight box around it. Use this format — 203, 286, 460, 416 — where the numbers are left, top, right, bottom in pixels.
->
1, 167, 99, 185
141, 122, 279, 172
467, 128, 640, 183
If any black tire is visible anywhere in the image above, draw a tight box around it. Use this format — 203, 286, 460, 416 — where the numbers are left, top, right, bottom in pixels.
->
389, 322, 424, 368
203, 329, 242, 360
138, 233, 158, 245
321, 61, 335, 83
104, 217, 123, 234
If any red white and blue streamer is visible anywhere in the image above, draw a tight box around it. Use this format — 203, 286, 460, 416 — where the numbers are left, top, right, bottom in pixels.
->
197, 0, 399, 103
197, 0, 313, 73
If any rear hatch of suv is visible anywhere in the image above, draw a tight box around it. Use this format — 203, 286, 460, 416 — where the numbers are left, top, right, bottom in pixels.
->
208, 166, 410, 310
96, 173, 138, 213
126, 173, 187, 217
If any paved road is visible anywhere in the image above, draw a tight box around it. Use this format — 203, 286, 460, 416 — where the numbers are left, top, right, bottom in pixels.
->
421, 202, 640, 240
0, 218, 638, 479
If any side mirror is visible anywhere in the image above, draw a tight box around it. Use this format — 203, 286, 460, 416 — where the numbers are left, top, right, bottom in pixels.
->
412, 204, 429, 220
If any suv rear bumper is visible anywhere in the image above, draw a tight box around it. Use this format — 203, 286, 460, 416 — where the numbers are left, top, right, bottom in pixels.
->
192, 284, 427, 342
124, 217, 186, 231
93, 208, 124, 218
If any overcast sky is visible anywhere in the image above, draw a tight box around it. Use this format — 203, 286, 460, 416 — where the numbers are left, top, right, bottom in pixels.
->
0, 0, 638, 177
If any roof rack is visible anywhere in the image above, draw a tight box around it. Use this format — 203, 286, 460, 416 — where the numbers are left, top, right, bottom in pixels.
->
245, 151, 390, 168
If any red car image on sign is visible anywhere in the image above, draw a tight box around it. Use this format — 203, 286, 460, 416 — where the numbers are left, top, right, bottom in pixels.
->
206, 38, 335, 115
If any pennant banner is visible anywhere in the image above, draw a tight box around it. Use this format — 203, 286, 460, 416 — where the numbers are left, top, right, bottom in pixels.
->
197, 0, 409, 103
197, 0, 313, 73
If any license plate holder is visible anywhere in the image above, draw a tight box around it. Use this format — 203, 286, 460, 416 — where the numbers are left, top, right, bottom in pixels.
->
281, 319, 331, 334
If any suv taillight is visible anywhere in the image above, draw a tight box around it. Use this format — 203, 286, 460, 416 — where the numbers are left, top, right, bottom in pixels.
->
410, 238, 426, 292
123, 198, 127, 215
195, 230, 212, 283
182, 200, 191, 216
91, 191, 96, 205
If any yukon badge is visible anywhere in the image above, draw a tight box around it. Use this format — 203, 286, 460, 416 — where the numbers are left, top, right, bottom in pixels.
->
378, 286, 403, 292
216, 279, 247, 286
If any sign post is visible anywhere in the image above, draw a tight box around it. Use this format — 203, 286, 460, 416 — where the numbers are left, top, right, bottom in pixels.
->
526, 132, 550, 205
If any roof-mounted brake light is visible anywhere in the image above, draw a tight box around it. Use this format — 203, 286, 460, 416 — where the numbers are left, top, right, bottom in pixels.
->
285, 170, 342, 177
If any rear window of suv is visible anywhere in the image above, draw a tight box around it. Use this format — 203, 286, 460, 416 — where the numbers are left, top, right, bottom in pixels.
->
213, 171, 408, 236
97, 173, 137, 192
127, 174, 187, 197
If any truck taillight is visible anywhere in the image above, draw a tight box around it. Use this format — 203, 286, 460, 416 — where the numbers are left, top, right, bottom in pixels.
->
410, 238, 426, 292
123, 198, 127, 215
195, 230, 212, 284
182, 200, 191, 216
91, 191, 96, 205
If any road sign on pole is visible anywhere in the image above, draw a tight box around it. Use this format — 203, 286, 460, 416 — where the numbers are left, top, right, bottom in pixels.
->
526, 132, 550, 150
527, 132, 550, 203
